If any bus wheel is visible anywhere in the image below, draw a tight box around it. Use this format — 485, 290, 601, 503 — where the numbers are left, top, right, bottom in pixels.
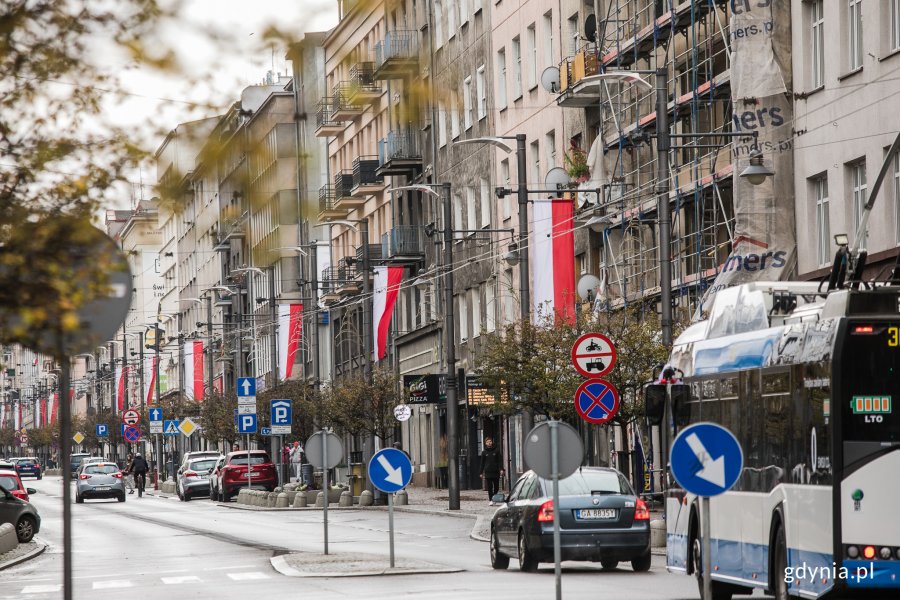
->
692, 535, 733, 600
772, 527, 789, 600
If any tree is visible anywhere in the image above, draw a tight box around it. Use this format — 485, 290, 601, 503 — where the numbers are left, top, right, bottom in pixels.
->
199, 392, 239, 448
319, 367, 402, 443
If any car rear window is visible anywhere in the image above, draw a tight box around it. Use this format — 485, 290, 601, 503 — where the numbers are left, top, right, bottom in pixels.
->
85, 465, 120, 475
0, 476, 20, 490
549, 470, 633, 496
230, 453, 270, 465
189, 459, 217, 471
19, 459, 37, 466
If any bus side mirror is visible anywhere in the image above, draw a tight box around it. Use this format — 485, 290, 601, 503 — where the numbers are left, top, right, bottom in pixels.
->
644, 384, 666, 425
671, 384, 692, 427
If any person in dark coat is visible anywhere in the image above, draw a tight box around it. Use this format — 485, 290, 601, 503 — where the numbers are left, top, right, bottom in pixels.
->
479, 437, 504, 503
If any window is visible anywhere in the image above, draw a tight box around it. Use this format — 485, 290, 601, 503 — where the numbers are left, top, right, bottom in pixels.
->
512, 36, 522, 98
849, 0, 863, 70
813, 175, 830, 266
568, 14, 579, 55
460, 0, 468, 25
466, 186, 477, 234
463, 76, 473, 129
543, 12, 553, 69
476, 65, 486, 120
496, 49, 507, 109
503, 268, 516, 324
500, 159, 511, 220
892, 0, 900, 52
453, 192, 464, 239
437, 101, 447, 147
471, 287, 482, 336
435, 0, 444, 48
480, 177, 491, 228
448, 0, 456, 34
526, 24, 537, 89
530, 140, 540, 185
450, 93, 460, 139
545, 130, 556, 168
485, 281, 496, 332
850, 160, 867, 247
458, 294, 468, 341
811, 0, 825, 88
577, 253, 587, 275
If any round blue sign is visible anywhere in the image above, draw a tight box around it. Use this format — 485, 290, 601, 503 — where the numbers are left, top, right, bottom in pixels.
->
669, 422, 743, 497
574, 378, 620, 424
367, 448, 412, 493
123, 426, 141, 444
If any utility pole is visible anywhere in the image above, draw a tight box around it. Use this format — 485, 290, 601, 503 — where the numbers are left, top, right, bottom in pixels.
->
360, 217, 375, 496
138, 330, 145, 413
121, 331, 128, 411
515, 134, 534, 439
442, 182, 460, 511
656, 68, 673, 348
205, 295, 214, 397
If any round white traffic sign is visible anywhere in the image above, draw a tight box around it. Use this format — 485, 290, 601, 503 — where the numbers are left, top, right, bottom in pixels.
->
393, 404, 412, 422
571, 333, 617, 378
122, 409, 140, 426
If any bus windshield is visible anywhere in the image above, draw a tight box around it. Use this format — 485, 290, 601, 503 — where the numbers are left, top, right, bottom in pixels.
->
840, 323, 900, 443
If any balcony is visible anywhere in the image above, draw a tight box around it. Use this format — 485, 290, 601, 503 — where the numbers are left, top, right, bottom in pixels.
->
381, 225, 425, 262
333, 170, 364, 210
332, 83, 364, 121
351, 156, 385, 196
373, 30, 419, 79
355, 244, 383, 272
315, 98, 344, 136
377, 130, 422, 176
318, 185, 349, 220
320, 267, 345, 304
336, 257, 361, 295
348, 62, 381, 104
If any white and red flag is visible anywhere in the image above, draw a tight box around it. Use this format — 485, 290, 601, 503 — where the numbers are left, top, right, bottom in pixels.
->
531, 198, 577, 324
183, 340, 204, 401
278, 303, 303, 380
372, 266, 403, 362
115, 365, 129, 412
143, 356, 157, 405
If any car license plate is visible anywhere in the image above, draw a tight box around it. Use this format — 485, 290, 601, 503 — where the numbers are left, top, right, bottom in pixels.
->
94, 487, 109, 492
575, 508, 617, 520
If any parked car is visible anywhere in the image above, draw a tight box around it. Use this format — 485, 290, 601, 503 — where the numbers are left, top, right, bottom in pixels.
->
0, 483, 40, 542
0, 470, 35, 502
14, 457, 42, 480
208, 456, 226, 502
75, 462, 126, 503
177, 456, 221, 501
69, 452, 91, 475
212, 451, 277, 502
0, 460, 15, 470
489, 467, 651, 572
178, 451, 222, 474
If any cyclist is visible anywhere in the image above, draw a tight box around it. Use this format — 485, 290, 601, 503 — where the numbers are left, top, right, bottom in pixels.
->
130, 453, 149, 497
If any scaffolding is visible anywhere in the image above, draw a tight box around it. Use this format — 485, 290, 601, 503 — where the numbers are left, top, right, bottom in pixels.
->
562, 0, 735, 316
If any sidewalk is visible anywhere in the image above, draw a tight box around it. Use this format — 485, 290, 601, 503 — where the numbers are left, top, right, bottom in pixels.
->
0, 539, 47, 571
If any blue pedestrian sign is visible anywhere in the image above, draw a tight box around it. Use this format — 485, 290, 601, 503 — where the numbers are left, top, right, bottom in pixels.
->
96, 424, 108, 438
574, 378, 620, 425
237, 377, 256, 398
367, 448, 413, 494
149, 407, 163, 422
261, 427, 271, 436
163, 420, 180, 436
237, 413, 257, 434
670, 422, 743, 497
270, 399, 291, 434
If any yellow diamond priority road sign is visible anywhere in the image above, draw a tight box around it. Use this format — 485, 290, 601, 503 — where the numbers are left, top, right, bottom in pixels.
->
73, 432, 85, 444
178, 417, 198, 437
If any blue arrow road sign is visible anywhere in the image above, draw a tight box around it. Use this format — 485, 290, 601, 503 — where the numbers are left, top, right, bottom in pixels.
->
238, 413, 257, 434
163, 420, 180, 436
670, 422, 743, 497
237, 377, 256, 398
96, 424, 108, 438
367, 448, 413, 493
149, 407, 163, 422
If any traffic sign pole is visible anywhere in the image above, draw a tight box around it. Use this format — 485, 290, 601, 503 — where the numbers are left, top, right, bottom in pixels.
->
322, 431, 328, 555
550, 421, 562, 600
702, 496, 712, 600
388, 491, 395, 568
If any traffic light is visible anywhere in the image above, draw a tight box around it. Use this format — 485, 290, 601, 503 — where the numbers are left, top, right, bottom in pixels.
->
145, 326, 162, 350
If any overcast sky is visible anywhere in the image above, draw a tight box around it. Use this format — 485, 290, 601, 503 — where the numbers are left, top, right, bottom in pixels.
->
107, 0, 337, 208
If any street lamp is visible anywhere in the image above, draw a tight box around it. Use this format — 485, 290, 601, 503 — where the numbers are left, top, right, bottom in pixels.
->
739, 150, 775, 185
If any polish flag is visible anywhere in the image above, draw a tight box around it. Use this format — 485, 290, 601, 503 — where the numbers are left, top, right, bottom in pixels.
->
0, 402, 5, 428
40, 397, 47, 427
143, 356, 157, 405
46, 394, 55, 426
52, 389, 71, 424
372, 266, 403, 361
278, 303, 303, 380
183, 340, 204, 401
115, 365, 128, 412
531, 198, 576, 324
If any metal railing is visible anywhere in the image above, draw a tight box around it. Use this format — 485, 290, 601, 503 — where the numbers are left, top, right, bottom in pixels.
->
355, 244, 382, 272
316, 98, 338, 128
352, 156, 382, 188
334, 171, 354, 198
375, 30, 419, 69
318, 185, 338, 213
377, 130, 420, 165
381, 225, 424, 257
332, 83, 362, 113
349, 62, 380, 96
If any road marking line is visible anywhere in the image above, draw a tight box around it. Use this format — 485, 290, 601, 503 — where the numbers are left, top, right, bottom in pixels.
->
22, 585, 63, 594
204, 565, 255, 571
161, 575, 203, 585
227, 572, 269, 581
92, 580, 134, 589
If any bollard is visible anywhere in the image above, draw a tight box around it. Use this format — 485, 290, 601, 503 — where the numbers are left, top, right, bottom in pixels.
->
293, 491, 307, 508
339, 490, 353, 507
395, 489, 408, 506
650, 519, 666, 548
267, 492, 277, 508
316, 491, 326, 507
358, 490, 374, 506
274, 486, 283, 494
276, 492, 289, 508
237, 489, 247, 504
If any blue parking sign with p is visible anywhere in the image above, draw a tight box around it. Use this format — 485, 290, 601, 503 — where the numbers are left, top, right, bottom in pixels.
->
238, 413, 257, 434
96, 424, 108, 437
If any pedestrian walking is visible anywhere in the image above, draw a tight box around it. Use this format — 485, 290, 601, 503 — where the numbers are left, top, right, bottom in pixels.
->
479, 437, 504, 504
289, 440, 304, 483
232, 442, 240, 452
392, 441, 411, 460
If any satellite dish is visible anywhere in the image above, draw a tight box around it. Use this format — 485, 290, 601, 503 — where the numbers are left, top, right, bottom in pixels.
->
540, 66, 560, 94
584, 14, 597, 43
544, 167, 571, 190
577, 274, 602, 301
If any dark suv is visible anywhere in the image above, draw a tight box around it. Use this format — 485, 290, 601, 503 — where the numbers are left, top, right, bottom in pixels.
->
213, 451, 277, 502
14, 457, 42, 480
0, 484, 41, 542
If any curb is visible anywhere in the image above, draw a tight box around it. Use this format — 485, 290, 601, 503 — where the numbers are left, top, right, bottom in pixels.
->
469, 515, 490, 542
0, 539, 47, 571
270, 554, 463, 578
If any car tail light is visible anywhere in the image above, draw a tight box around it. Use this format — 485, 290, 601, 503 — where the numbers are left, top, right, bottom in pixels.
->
184, 470, 197, 478
863, 546, 876, 559
634, 498, 650, 520
537, 500, 554, 523
112, 472, 123, 479
79, 474, 91, 480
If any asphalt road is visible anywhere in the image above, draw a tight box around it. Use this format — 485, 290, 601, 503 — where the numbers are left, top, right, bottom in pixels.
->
2, 476, 711, 599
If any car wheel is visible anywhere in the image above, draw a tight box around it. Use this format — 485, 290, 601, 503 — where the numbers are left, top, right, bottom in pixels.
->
184, 491, 191, 502
517, 530, 538, 572
631, 550, 652, 572
490, 529, 509, 570
118, 494, 126, 503
16, 516, 35, 543
600, 559, 618, 571
772, 526, 789, 600
75, 493, 84, 504
37, 474, 42, 480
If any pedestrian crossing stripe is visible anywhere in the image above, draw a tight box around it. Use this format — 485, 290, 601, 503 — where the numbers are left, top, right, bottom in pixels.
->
852, 396, 892, 414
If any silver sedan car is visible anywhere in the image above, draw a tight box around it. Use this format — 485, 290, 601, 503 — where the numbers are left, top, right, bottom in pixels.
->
177, 456, 221, 501
75, 462, 126, 503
